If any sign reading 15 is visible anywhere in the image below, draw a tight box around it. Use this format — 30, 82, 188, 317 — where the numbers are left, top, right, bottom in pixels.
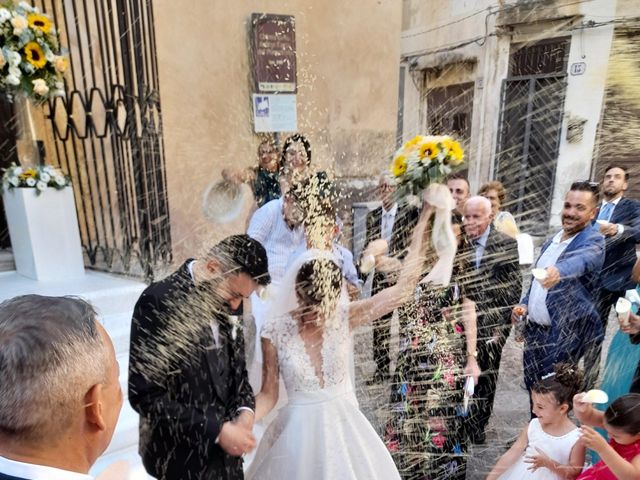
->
570, 62, 586, 76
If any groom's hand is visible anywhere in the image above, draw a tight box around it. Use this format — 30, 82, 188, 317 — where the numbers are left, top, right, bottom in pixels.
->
218, 421, 256, 456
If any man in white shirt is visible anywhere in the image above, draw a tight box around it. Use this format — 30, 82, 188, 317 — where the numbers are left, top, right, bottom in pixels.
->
583, 165, 640, 388
0, 295, 122, 480
287, 172, 361, 292
246, 188, 306, 380
513, 181, 605, 413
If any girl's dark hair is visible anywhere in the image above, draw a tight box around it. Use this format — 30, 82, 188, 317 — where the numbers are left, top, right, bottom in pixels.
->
281, 134, 312, 169
295, 259, 341, 306
532, 363, 583, 411
605, 393, 640, 435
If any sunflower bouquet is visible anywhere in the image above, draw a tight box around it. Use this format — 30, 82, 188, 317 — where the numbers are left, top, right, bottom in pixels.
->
390, 135, 465, 197
0, 1, 66, 101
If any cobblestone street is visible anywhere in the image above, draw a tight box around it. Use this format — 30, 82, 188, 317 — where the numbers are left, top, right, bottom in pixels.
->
353, 310, 618, 479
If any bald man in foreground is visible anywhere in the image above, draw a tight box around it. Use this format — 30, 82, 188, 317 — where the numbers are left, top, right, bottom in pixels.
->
461, 196, 522, 444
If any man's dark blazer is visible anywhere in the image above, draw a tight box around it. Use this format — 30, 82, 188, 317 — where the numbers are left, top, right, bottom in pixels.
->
363, 202, 420, 290
463, 227, 522, 338
128, 261, 254, 480
599, 197, 640, 292
522, 226, 606, 359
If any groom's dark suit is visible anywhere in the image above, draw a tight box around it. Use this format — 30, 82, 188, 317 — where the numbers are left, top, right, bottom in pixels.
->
129, 261, 254, 480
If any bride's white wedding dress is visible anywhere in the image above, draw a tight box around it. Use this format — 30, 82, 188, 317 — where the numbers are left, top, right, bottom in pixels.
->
245, 302, 401, 479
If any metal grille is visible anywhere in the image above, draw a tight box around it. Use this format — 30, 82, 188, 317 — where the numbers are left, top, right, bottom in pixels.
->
34, 0, 171, 279
494, 40, 569, 235
426, 82, 474, 145
510, 39, 569, 76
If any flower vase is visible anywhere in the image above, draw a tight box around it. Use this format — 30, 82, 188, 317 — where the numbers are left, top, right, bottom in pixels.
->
13, 93, 42, 167
2, 186, 85, 281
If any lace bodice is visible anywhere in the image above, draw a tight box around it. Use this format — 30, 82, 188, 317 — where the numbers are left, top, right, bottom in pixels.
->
261, 304, 351, 392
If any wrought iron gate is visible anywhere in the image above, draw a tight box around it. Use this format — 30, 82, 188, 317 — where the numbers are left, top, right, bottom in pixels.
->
494, 39, 569, 235
34, 0, 171, 279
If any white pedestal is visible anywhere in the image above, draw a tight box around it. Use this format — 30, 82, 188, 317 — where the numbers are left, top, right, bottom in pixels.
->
3, 187, 85, 281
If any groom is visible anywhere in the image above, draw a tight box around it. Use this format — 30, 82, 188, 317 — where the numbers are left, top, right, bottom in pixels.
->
129, 235, 270, 480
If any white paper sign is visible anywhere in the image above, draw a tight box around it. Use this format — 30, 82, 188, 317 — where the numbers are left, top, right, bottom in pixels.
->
252, 94, 297, 132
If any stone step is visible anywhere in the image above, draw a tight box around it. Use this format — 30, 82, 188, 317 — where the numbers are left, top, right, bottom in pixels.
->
103, 311, 135, 356
0, 270, 147, 317
0, 249, 15, 272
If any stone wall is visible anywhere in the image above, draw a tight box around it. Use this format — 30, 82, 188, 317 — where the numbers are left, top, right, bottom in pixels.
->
153, 0, 402, 262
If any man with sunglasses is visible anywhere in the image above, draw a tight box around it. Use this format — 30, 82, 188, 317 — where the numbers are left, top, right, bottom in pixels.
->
512, 181, 605, 413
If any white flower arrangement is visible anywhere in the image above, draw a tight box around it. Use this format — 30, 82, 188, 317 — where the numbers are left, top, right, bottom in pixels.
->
1, 162, 71, 195
0, 1, 66, 101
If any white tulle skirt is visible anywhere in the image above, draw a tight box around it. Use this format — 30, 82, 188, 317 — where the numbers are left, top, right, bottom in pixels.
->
246, 381, 401, 480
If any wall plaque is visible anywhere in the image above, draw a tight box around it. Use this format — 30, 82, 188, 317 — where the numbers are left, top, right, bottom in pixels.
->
251, 13, 297, 93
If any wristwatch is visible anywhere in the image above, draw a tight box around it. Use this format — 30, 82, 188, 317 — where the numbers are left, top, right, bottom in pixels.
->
466, 351, 478, 359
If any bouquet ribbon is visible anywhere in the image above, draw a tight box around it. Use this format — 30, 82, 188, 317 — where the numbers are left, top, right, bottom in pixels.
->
420, 183, 457, 286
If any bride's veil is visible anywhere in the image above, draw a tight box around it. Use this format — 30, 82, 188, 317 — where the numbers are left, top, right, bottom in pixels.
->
268, 248, 350, 327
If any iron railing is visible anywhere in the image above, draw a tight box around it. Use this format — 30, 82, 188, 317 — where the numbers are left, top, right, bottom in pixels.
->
33, 0, 171, 279
494, 39, 569, 235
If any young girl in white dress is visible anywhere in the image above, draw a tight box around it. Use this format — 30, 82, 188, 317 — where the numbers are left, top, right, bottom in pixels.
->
487, 363, 586, 480
245, 204, 435, 480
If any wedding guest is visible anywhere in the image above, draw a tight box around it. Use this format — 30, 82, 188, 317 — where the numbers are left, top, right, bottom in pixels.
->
222, 136, 281, 208
479, 180, 519, 239
462, 196, 522, 444
0, 295, 122, 479
583, 165, 640, 389
487, 364, 585, 480
597, 256, 640, 407
279, 133, 312, 191
287, 172, 360, 290
383, 213, 480, 479
129, 235, 269, 480
361, 171, 419, 384
513, 181, 604, 413
573, 393, 640, 479
447, 173, 470, 218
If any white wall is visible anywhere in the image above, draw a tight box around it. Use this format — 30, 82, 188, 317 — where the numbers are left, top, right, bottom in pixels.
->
548, 0, 616, 226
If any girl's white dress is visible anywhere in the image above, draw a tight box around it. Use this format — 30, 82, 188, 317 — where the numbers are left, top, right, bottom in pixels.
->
498, 418, 581, 480
245, 305, 401, 480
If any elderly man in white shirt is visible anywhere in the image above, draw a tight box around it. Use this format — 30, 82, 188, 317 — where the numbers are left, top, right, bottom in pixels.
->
0, 295, 122, 480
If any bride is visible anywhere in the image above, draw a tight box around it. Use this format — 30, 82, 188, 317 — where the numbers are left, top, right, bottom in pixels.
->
245, 201, 435, 480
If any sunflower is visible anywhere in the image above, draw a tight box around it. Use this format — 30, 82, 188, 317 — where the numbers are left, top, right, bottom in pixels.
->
406, 135, 423, 147
24, 42, 46, 69
19, 168, 37, 181
27, 13, 52, 34
391, 155, 407, 177
418, 141, 440, 162
447, 141, 464, 166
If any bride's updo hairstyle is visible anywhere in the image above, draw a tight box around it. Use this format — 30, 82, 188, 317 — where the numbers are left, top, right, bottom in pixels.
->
295, 258, 342, 324
532, 363, 583, 411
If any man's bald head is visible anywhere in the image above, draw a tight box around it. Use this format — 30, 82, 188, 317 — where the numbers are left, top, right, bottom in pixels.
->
463, 196, 493, 239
